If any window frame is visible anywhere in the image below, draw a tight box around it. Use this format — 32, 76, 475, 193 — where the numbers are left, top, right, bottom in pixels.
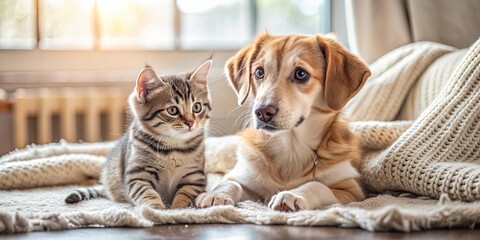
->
1, 0, 331, 51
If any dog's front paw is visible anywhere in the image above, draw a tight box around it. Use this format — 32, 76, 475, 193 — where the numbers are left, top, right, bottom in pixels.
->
195, 192, 234, 208
268, 191, 307, 212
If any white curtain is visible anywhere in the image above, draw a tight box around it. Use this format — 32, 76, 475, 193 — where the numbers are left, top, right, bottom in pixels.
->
345, 0, 480, 63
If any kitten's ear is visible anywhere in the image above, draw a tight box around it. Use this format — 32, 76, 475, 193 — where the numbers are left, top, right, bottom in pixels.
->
190, 60, 212, 86
135, 66, 162, 101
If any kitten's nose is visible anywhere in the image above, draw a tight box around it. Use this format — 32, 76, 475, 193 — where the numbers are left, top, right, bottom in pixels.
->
184, 120, 194, 129
255, 105, 278, 123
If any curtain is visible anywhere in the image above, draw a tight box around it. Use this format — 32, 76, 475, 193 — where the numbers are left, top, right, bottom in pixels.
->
345, 0, 480, 63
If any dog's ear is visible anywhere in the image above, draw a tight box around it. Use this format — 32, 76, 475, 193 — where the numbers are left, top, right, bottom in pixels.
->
226, 32, 271, 105
316, 35, 371, 111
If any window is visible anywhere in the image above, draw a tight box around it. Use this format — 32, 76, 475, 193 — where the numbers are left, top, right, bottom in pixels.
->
0, 0, 329, 50
39, 0, 96, 50
0, 0, 37, 49
257, 0, 329, 35
178, 0, 252, 49
97, 0, 175, 50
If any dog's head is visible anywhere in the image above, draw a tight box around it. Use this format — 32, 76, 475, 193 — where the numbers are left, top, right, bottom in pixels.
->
226, 33, 370, 132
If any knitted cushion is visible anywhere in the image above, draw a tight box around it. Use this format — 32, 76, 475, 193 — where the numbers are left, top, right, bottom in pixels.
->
360, 38, 480, 201
397, 49, 468, 120
346, 42, 456, 121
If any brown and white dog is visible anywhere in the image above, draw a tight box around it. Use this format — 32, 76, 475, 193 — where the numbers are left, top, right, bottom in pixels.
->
196, 33, 371, 211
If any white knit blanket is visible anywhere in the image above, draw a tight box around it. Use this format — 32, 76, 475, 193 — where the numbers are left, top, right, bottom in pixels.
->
1, 39, 480, 233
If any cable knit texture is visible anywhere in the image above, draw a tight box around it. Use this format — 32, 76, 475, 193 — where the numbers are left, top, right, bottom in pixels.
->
357, 41, 480, 201
345, 42, 456, 121
1, 39, 479, 233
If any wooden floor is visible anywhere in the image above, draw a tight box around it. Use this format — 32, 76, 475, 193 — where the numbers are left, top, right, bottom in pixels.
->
3, 224, 480, 240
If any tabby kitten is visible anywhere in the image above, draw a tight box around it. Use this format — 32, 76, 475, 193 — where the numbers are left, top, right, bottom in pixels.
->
65, 60, 212, 210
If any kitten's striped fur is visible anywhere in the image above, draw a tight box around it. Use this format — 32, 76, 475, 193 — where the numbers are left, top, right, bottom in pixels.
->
65, 60, 212, 210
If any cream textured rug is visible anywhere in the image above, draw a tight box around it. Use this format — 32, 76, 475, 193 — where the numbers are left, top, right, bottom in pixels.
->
1, 38, 480, 233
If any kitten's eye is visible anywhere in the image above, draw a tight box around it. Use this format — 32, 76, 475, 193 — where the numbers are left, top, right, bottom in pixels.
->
293, 68, 309, 83
166, 106, 179, 115
254, 67, 265, 80
192, 102, 202, 113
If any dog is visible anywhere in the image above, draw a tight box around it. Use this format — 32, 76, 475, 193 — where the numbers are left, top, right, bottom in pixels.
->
196, 32, 371, 211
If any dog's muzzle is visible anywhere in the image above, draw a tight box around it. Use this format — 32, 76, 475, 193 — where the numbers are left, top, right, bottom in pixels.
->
254, 104, 279, 131
255, 104, 278, 123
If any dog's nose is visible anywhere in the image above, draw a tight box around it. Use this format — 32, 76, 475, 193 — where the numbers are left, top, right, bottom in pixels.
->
255, 105, 278, 123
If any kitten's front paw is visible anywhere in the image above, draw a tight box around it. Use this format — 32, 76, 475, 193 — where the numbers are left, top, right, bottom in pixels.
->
195, 192, 234, 208
171, 196, 193, 209
145, 201, 166, 210
268, 191, 307, 212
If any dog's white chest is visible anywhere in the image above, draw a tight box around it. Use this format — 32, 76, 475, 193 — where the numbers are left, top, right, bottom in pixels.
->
270, 131, 317, 167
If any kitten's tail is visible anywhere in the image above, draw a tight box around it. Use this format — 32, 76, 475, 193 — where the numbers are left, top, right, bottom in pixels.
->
65, 185, 107, 204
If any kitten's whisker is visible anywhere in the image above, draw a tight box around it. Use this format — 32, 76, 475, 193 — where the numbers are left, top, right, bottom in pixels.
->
204, 129, 220, 137
206, 122, 230, 135
206, 124, 230, 136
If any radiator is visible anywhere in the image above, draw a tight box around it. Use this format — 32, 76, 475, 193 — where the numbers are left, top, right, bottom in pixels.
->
13, 88, 130, 148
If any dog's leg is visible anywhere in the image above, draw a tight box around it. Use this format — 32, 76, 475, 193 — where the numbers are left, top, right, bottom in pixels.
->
195, 180, 243, 208
268, 178, 363, 211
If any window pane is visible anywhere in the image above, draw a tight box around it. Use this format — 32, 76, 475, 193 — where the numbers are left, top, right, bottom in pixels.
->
97, 0, 174, 50
257, 0, 329, 35
0, 0, 36, 49
178, 0, 251, 49
39, 0, 95, 50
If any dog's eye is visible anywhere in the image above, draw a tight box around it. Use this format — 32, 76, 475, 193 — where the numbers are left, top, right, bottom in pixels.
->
254, 67, 265, 80
293, 68, 309, 82
167, 106, 179, 115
